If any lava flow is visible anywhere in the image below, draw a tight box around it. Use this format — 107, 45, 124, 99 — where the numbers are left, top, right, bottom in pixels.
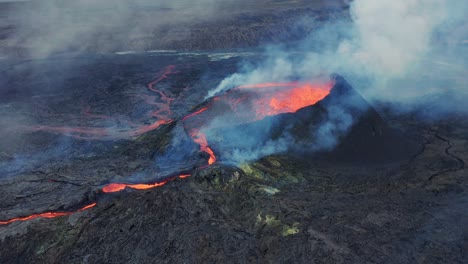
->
23, 65, 177, 140
1, 75, 333, 226
0, 203, 97, 225
190, 129, 216, 165
0, 174, 192, 225
102, 174, 191, 193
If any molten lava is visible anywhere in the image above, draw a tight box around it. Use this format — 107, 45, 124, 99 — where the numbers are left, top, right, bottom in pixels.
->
2, 68, 334, 226
0, 203, 97, 225
0, 173, 193, 225
189, 130, 216, 165
236, 81, 332, 119
102, 181, 169, 193
102, 174, 191, 193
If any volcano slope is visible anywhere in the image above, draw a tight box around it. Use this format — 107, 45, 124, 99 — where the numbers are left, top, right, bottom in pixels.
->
0, 54, 467, 263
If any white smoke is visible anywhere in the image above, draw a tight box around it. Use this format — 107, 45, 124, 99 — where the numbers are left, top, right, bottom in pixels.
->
342, 0, 448, 77
206, 53, 295, 98
311, 105, 354, 151
222, 136, 290, 164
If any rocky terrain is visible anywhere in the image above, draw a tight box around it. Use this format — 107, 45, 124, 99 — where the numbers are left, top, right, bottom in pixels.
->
0, 52, 466, 263
0, 1, 467, 263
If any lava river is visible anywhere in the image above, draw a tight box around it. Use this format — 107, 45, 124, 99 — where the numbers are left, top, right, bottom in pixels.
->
0, 67, 332, 225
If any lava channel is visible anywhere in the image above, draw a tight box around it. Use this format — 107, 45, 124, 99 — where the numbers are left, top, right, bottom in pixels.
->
0, 174, 192, 225
102, 174, 191, 193
23, 65, 177, 140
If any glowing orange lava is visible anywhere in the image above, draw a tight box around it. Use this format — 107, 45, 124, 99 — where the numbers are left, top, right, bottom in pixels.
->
0, 203, 97, 225
178, 174, 191, 179
237, 81, 333, 119
183, 107, 217, 165
189, 130, 216, 165
102, 174, 192, 193
182, 106, 209, 121
102, 181, 168, 193
0, 173, 193, 225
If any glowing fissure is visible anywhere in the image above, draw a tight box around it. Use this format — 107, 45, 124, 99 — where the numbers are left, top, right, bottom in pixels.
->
190, 129, 216, 165
102, 173, 191, 193
182, 106, 209, 121
0, 203, 97, 225
0, 174, 192, 225
181, 106, 217, 165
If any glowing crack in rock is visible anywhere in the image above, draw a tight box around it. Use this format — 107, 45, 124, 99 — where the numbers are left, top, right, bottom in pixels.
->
0, 203, 97, 225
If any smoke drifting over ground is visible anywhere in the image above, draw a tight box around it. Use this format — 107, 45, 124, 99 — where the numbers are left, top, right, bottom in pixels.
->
3, 0, 241, 57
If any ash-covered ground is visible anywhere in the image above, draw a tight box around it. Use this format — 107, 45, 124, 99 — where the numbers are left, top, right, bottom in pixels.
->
0, 1, 467, 263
